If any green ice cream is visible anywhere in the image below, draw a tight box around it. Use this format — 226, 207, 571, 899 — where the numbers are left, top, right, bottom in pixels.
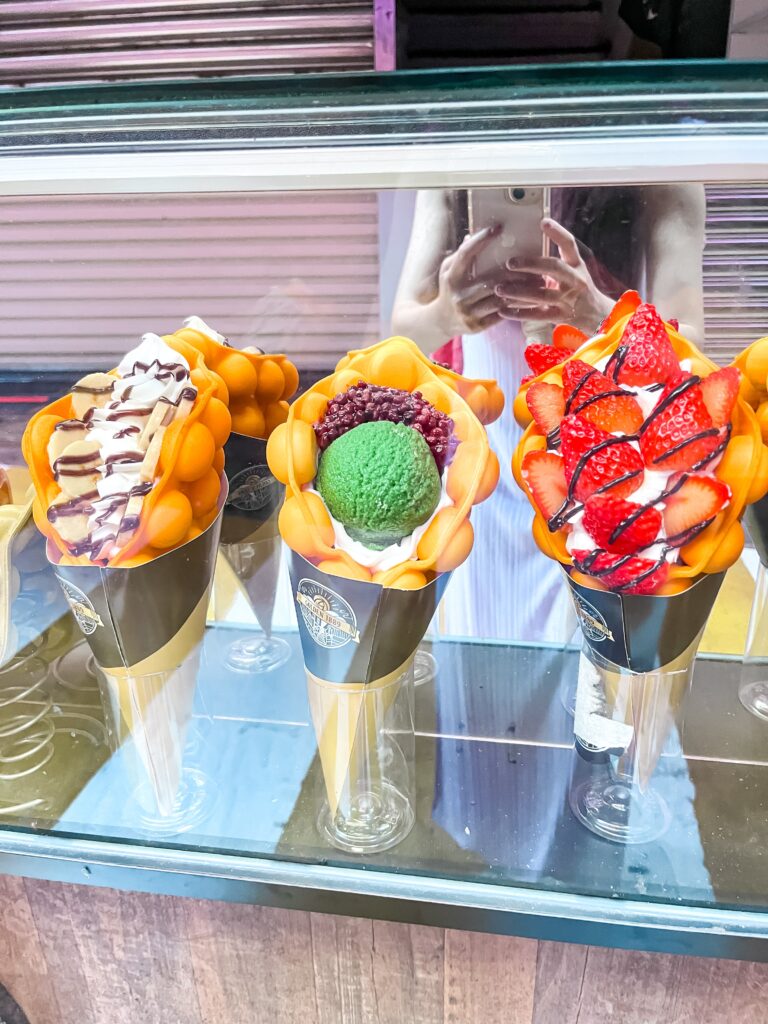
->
317, 421, 441, 550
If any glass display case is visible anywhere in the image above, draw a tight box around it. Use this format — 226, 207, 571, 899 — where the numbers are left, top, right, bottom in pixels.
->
0, 62, 767, 961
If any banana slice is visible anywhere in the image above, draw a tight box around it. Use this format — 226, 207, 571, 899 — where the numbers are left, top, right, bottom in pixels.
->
47, 496, 91, 545
138, 403, 170, 451
54, 439, 101, 497
117, 493, 144, 543
71, 372, 116, 419
46, 420, 87, 468
140, 426, 165, 483
172, 391, 195, 422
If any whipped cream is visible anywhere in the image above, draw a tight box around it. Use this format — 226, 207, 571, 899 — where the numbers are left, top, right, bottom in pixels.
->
308, 482, 453, 573
183, 315, 227, 345
52, 335, 197, 561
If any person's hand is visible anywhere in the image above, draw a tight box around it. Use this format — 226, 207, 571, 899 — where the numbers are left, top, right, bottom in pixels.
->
495, 218, 614, 334
430, 225, 509, 336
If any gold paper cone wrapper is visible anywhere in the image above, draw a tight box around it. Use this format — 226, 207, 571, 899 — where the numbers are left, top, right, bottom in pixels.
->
51, 485, 226, 813
99, 624, 202, 816
306, 656, 413, 818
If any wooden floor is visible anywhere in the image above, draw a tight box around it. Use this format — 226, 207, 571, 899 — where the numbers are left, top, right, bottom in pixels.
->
0, 876, 766, 1024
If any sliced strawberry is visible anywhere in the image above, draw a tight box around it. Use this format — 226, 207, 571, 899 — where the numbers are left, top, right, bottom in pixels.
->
553, 323, 589, 352
526, 382, 565, 435
560, 414, 644, 502
699, 367, 740, 428
599, 290, 642, 333
524, 344, 564, 377
662, 474, 731, 545
639, 374, 721, 471
606, 303, 679, 387
571, 549, 669, 595
562, 359, 643, 434
521, 450, 567, 521
583, 495, 662, 556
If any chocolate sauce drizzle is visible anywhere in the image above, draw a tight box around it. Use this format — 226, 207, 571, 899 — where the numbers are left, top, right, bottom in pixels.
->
53, 419, 86, 433
545, 372, 732, 590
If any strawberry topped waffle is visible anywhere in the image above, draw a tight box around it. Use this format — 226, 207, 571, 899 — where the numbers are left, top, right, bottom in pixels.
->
513, 295, 768, 597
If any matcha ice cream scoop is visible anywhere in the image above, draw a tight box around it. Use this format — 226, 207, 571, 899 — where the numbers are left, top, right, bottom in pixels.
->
317, 421, 441, 550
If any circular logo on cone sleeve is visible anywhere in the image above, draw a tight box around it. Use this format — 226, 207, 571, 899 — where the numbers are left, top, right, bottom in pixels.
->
571, 592, 613, 644
55, 578, 103, 635
296, 579, 360, 649
227, 465, 279, 513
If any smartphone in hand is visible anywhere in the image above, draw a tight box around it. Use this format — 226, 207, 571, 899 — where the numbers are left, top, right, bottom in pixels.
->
468, 186, 550, 279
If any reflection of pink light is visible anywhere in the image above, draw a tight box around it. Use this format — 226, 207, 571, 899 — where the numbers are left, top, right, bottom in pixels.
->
0, 396, 49, 403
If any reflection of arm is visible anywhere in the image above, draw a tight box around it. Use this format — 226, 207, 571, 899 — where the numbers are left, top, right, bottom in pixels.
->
391, 190, 453, 351
642, 184, 706, 345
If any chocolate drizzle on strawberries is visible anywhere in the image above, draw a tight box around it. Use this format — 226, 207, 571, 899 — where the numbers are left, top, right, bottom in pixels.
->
520, 300, 739, 595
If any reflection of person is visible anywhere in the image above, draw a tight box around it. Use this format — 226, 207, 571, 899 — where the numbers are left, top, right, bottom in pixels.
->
392, 186, 706, 641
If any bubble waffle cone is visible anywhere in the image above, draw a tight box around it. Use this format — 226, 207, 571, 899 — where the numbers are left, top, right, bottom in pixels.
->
513, 295, 768, 592
336, 338, 505, 428
732, 337, 768, 565
23, 335, 230, 568
167, 323, 299, 439
268, 336, 500, 588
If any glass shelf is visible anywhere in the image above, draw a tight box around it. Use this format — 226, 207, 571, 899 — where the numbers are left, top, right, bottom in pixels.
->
0, 610, 765, 960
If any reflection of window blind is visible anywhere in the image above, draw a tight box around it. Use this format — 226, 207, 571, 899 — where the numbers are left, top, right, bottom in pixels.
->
704, 185, 768, 366
0, 0, 374, 83
0, 193, 380, 369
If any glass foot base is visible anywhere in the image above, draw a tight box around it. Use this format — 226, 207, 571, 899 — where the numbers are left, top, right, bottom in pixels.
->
318, 782, 415, 854
570, 776, 671, 845
52, 641, 100, 692
413, 649, 437, 687
224, 634, 291, 674
739, 680, 768, 722
132, 767, 214, 838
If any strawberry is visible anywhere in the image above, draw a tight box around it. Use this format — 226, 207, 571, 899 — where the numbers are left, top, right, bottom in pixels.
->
639, 374, 722, 471
662, 474, 731, 545
606, 303, 679, 387
599, 290, 642, 333
521, 373, 535, 386
571, 550, 669, 595
668, 318, 679, 331
524, 344, 564, 377
562, 359, 643, 434
521, 450, 567, 521
560, 414, 644, 502
526, 382, 565, 435
583, 495, 662, 555
699, 366, 739, 428
553, 323, 589, 352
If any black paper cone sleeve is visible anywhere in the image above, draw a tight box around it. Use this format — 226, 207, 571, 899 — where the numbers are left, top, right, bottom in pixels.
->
563, 567, 725, 673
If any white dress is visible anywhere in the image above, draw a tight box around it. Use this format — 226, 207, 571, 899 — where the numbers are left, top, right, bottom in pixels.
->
440, 320, 574, 644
